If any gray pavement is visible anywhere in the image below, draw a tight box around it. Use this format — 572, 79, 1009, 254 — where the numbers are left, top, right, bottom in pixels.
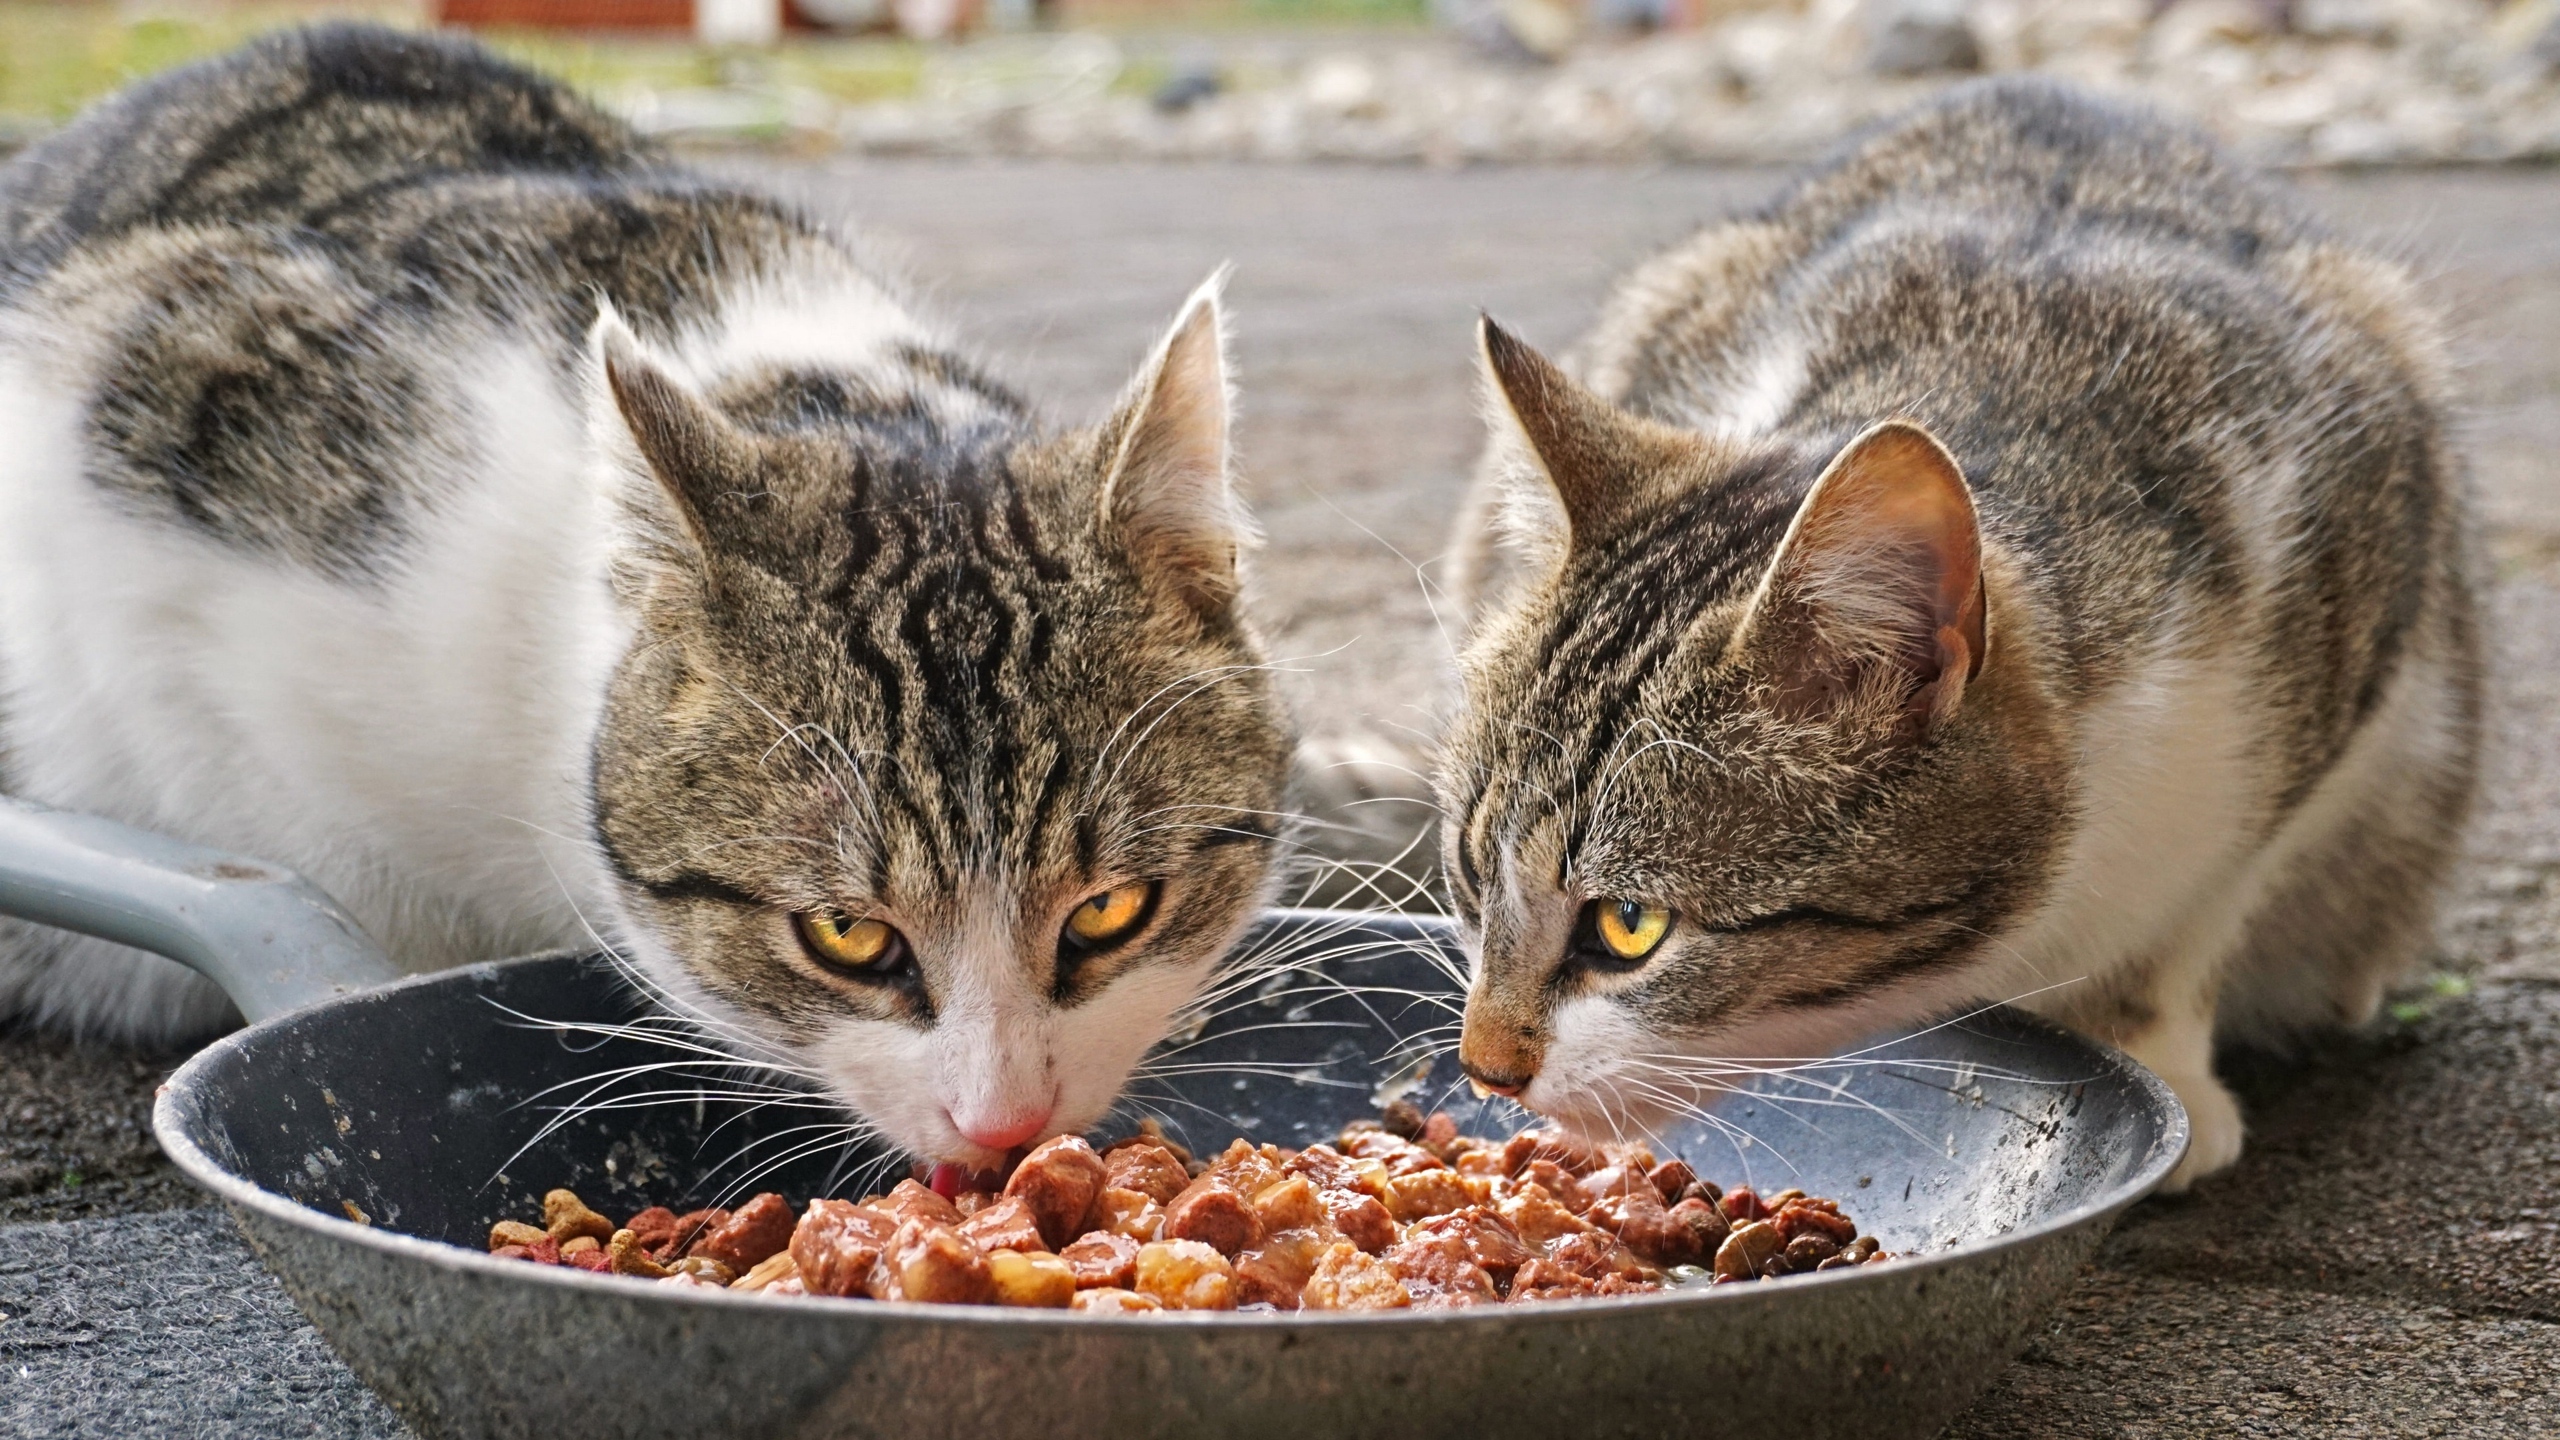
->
4, 159, 2558, 1435
1, 1209, 400, 1437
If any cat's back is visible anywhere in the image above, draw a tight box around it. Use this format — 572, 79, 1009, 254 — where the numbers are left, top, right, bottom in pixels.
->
0, 25, 849, 580
1767, 77, 2310, 271
0, 23, 822, 337
0, 24, 643, 293
1561, 78, 2474, 825
1605, 79, 2462, 707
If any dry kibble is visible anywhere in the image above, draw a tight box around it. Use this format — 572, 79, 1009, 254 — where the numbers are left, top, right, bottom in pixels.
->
497, 1235, 561, 1266
607, 1228, 671, 1279
488, 1220, 547, 1252
558, 1235, 601, 1258
1378, 1098, 1426, 1139
542, 1189, 616, 1245
621, 1206, 681, 1255
1785, 1233, 1841, 1269
1771, 1197, 1859, 1247
986, 1249, 1078, 1308
1714, 1220, 1783, 1282
1666, 1196, 1729, 1251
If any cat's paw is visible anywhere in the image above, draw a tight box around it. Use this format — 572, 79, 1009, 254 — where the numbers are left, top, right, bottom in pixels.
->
2155, 1069, 2245, 1193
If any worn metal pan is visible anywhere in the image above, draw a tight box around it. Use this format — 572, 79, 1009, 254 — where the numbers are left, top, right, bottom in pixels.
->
0, 795, 2184, 1439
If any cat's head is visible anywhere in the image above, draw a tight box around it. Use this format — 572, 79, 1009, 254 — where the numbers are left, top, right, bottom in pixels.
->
1440, 320, 2069, 1137
584, 278, 1291, 1170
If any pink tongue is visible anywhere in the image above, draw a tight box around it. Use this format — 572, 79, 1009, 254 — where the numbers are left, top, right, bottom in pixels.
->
926, 1163, 973, 1200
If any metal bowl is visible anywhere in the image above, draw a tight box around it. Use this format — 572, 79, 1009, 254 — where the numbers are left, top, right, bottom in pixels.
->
1, 798, 2185, 1439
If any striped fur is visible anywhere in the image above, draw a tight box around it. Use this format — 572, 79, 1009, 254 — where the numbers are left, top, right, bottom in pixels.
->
1440, 80, 2479, 1189
0, 27, 1290, 1170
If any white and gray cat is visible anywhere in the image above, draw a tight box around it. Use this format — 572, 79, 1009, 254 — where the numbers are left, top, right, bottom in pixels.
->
0, 27, 1293, 1171
1438, 80, 2478, 1189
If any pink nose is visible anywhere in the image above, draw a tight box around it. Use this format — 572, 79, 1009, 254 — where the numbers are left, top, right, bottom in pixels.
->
956, 1108, 1053, 1151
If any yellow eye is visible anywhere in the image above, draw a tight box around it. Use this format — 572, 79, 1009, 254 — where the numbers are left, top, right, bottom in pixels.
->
1593, 900, 1672, 962
795, 911, 901, 973
1064, 882, 1156, 949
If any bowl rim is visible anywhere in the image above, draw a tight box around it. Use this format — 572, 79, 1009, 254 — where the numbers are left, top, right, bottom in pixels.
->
153, 913, 2190, 1333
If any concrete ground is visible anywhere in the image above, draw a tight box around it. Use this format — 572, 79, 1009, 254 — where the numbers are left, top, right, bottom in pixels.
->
4, 159, 2557, 1435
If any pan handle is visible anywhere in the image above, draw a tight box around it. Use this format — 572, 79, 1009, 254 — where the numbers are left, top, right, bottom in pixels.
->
0, 796, 402, 1021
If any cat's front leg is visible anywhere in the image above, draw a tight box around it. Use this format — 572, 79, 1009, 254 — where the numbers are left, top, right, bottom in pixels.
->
2116, 982, 2245, 1192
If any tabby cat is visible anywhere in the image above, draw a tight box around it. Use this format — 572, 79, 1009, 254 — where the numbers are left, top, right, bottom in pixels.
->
0, 27, 1291, 1170
1440, 80, 2478, 1188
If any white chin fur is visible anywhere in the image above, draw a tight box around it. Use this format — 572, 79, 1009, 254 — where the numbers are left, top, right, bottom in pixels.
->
808, 958, 1209, 1166
1526, 978, 1991, 1141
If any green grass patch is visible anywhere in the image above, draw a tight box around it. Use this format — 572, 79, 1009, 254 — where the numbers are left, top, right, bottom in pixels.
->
0, 4, 407, 123
0, 1, 1406, 134
2388, 969, 2473, 1024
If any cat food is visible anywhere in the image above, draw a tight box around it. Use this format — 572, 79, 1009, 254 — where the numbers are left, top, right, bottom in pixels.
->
488, 1112, 1890, 1311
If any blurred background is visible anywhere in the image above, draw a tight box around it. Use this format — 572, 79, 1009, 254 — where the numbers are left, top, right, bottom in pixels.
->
4, 0, 2559, 164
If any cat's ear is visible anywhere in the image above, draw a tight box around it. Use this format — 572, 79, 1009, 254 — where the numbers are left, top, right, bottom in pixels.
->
1096, 271, 1250, 617
1476, 315, 1695, 553
1731, 421, 1986, 728
590, 308, 758, 569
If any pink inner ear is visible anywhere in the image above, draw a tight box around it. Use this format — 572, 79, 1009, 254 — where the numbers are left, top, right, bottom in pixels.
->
1760, 422, 1985, 718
